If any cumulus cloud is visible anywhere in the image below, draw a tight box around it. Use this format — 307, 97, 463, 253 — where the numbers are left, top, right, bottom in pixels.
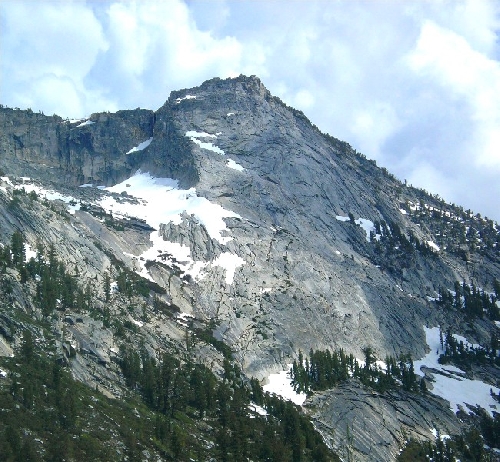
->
0, 0, 499, 220
0, 0, 110, 116
86, 0, 271, 112
407, 21, 500, 170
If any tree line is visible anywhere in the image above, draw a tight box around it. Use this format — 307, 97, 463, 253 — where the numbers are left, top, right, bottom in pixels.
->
438, 328, 500, 368
437, 280, 499, 320
119, 344, 337, 461
290, 347, 424, 394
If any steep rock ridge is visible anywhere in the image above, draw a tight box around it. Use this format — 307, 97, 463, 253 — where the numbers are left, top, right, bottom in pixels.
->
1, 76, 497, 373
151, 76, 479, 373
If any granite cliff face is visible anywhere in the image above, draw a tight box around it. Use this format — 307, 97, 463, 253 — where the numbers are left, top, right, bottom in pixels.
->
140, 76, 496, 369
0, 75, 499, 461
0, 107, 154, 185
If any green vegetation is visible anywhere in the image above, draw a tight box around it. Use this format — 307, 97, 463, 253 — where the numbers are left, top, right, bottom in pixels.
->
438, 328, 500, 368
398, 428, 493, 462
437, 280, 499, 320
119, 345, 337, 461
290, 347, 422, 394
0, 332, 164, 461
371, 219, 438, 276
193, 325, 233, 360
0, 230, 340, 460
400, 199, 500, 258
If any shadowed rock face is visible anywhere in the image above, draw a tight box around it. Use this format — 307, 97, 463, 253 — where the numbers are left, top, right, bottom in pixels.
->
0, 105, 200, 188
0, 107, 155, 185
1, 75, 499, 461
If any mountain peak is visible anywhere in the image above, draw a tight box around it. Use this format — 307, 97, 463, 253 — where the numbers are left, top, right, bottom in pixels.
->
167, 74, 270, 106
0, 76, 499, 462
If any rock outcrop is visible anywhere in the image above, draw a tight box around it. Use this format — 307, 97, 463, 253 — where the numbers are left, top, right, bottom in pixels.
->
306, 380, 463, 462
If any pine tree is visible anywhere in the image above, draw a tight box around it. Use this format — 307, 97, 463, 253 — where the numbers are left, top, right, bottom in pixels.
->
10, 230, 25, 267
103, 271, 111, 302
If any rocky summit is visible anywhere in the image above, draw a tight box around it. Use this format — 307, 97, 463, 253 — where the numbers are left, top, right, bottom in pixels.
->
0, 75, 499, 461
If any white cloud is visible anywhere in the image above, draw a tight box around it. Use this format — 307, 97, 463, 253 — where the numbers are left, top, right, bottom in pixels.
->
293, 89, 315, 110
352, 101, 402, 160
407, 21, 500, 171
405, 160, 454, 202
16, 74, 85, 117
85, 0, 255, 111
0, 0, 108, 116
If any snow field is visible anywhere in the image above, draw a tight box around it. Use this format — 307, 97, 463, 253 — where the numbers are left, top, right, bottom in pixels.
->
3, 171, 245, 285
103, 171, 245, 284
415, 327, 499, 416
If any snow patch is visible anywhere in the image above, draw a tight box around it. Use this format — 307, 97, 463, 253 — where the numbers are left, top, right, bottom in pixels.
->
131, 319, 143, 328
185, 131, 216, 139
226, 159, 244, 171
186, 131, 245, 172
175, 94, 196, 103
263, 365, 307, 405
335, 215, 375, 242
186, 131, 225, 155
212, 252, 245, 285
76, 120, 94, 127
357, 218, 376, 242
248, 403, 268, 417
430, 428, 451, 441
176, 312, 194, 323
427, 240, 440, 252
24, 243, 37, 262
126, 137, 153, 154
399, 208, 407, 215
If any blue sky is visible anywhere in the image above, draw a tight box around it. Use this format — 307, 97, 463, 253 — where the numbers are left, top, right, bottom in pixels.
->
1, 0, 499, 221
